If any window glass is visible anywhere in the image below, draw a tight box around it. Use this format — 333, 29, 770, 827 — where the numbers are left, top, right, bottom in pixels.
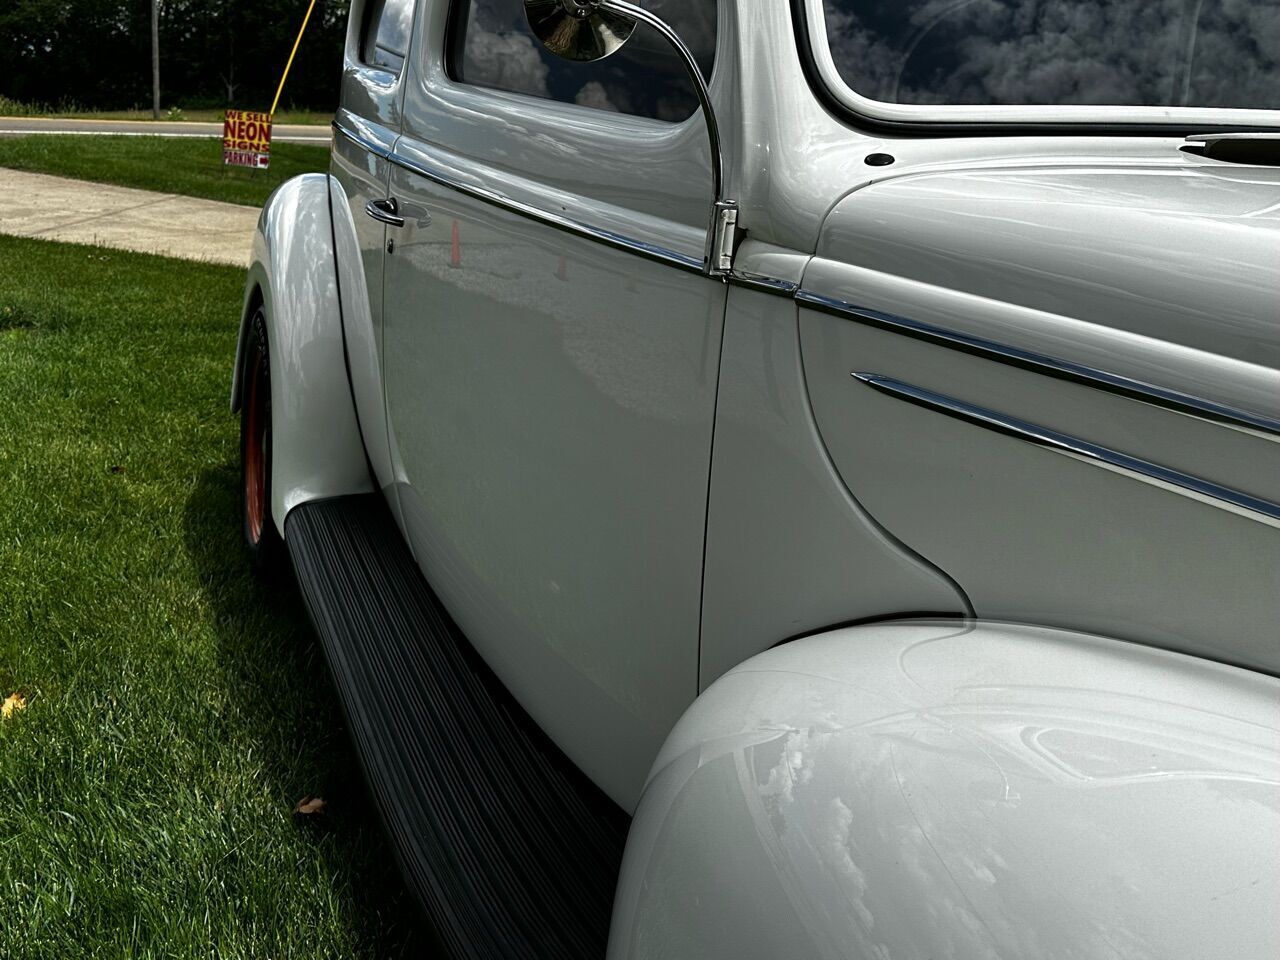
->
365, 0, 416, 73
449, 0, 717, 121
821, 0, 1280, 110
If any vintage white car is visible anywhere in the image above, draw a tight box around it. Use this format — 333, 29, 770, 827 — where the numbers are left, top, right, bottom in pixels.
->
233, 0, 1280, 956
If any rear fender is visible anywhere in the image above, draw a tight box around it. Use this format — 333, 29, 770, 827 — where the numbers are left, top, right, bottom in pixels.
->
609, 620, 1280, 959
231, 173, 372, 535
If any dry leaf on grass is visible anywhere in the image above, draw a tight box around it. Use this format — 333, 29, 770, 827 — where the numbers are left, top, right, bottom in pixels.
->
2, 692, 27, 719
293, 795, 327, 817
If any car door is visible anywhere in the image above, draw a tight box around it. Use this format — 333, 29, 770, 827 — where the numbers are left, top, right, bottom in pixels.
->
376, 0, 723, 809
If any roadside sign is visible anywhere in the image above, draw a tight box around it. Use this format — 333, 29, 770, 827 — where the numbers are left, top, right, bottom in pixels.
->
223, 110, 272, 169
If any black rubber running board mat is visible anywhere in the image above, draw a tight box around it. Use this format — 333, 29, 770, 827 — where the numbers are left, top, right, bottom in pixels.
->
286, 494, 629, 960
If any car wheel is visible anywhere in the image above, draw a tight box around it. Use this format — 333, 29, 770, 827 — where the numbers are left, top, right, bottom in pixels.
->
240, 307, 286, 577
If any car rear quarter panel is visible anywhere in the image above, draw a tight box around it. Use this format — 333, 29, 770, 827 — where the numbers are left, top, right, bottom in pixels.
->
796, 162, 1280, 674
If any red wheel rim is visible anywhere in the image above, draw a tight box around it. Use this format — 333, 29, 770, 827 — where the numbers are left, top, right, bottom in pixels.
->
244, 345, 267, 545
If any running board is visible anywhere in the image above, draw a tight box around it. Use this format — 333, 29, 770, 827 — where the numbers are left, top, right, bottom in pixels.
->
285, 494, 629, 959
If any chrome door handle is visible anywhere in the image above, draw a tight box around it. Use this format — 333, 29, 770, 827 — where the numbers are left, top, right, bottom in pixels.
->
365, 197, 405, 227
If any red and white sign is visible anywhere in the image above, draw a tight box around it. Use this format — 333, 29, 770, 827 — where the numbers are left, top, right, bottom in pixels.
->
223, 110, 272, 169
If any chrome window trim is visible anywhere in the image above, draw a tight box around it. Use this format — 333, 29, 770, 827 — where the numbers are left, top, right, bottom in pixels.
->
854, 373, 1280, 529
797, 290, 1280, 441
796, 0, 1280, 131
727, 272, 800, 295
333, 119, 705, 274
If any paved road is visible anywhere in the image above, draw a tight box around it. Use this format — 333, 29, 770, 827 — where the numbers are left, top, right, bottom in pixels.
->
0, 168, 257, 265
0, 116, 330, 144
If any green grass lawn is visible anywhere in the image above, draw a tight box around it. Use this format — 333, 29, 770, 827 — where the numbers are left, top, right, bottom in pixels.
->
0, 98, 332, 126
0, 135, 331, 207
0, 235, 426, 958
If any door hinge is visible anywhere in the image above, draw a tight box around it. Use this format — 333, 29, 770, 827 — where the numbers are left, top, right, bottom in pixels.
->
707, 200, 740, 277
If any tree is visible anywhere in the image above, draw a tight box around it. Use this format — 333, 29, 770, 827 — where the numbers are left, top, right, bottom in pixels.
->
0, 0, 351, 113
151, 0, 160, 118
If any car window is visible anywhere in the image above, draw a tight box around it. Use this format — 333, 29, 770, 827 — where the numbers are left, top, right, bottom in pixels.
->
448, 0, 717, 122
820, 0, 1280, 111
365, 0, 416, 73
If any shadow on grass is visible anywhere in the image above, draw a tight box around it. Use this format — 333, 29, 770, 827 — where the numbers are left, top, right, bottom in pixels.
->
0, 304, 37, 331
183, 463, 431, 956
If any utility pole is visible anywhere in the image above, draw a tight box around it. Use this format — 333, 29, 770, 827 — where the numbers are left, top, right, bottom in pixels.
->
151, 0, 160, 119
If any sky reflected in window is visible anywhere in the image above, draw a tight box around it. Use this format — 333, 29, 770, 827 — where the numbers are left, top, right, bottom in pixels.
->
822, 0, 1280, 109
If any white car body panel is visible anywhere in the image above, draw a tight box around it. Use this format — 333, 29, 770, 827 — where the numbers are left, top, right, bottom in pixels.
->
699, 255, 967, 685
367, 0, 734, 809
329, 174, 395, 490
611, 620, 1280, 960
798, 162, 1280, 675
380, 154, 727, 811
238, 0, 1280, 948
328, 0, 411, 513
234, 175, 372, 531
801, 308, 1280, 674
815, 165, 1280, 378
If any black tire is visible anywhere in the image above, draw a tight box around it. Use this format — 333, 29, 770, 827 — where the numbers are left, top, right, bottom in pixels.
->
240, 307, 286, 578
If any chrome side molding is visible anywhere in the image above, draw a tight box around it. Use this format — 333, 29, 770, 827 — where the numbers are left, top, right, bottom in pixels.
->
335, 120, 705, 274
853, 372, 1280, 528
393, 147, 707, 274
727, 272, 800, 295
335, 117, 1278, 445
801, 290, 1280, 441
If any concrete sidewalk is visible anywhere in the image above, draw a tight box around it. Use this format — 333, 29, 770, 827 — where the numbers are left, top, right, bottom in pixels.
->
0, 168, 258, 266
